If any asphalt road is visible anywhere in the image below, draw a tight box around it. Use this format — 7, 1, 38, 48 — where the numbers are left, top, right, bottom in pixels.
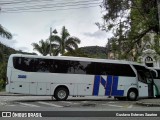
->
0, 96, 160, 120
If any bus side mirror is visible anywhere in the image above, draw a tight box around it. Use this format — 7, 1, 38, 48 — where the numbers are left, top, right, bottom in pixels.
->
152, 71, 158, 78
154, 74, 157, 78
150, 70, 158, 78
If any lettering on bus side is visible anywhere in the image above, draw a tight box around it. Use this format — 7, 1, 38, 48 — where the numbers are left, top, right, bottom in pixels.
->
92, 75, 124, 96
18, 75, 27, 79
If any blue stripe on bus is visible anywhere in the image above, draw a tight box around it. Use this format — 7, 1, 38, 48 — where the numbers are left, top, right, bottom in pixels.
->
92, 75, 100, 96
105, 75, 112, 96
92, 75, 124, 96
111, 76, 124, 96
101, 76, 106, 87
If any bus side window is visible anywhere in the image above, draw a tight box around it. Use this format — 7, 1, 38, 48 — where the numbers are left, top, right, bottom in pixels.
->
13, 57, 22, 70
156, 70, 160, 79
21, 57, 35, 72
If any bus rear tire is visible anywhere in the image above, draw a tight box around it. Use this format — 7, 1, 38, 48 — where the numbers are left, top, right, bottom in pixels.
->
54, 87, 69, 101
127, 89, 138, 101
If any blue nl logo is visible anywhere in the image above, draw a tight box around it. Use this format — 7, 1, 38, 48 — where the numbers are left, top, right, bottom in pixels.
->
18, 75, 27, 79
92, 75, 124, 96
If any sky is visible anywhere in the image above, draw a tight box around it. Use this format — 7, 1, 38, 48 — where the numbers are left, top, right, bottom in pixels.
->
0, 0, 112, 53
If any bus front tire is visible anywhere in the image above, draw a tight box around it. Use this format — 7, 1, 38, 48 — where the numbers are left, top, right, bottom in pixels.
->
54, 87, 69, 101
127, 89, 138, 101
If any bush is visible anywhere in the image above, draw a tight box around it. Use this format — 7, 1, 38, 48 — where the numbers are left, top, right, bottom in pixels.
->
0, 62, 7, 80
0, 79, 5, 91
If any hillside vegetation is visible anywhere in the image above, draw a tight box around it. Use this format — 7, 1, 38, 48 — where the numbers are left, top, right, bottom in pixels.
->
65, 46, 107, 59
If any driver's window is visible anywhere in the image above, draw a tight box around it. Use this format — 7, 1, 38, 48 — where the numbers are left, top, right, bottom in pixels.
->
137, 70, 147, 83
144, 71, 152, 84
133, 65, 153, 84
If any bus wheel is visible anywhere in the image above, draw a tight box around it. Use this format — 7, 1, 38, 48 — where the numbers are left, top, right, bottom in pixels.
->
127, 89, 137, 101
54, 87, 69, 101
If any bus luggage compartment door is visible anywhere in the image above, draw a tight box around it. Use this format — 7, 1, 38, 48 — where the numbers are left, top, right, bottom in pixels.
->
29, 82, 37, 95
37, 83, 46, 95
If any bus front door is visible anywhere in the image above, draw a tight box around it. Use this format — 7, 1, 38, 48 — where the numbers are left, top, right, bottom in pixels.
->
138, 81, 148, 97
147, 79, 154, 98
137, 71, 154, 98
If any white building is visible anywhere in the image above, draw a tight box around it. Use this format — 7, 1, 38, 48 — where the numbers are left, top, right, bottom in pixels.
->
138, 33, 160, 68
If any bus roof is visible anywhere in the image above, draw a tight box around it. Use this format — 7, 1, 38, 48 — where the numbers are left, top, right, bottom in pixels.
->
150, 67, 160, 70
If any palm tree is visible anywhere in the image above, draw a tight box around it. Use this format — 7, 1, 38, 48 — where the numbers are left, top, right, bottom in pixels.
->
51, 26, 81, 55
32, 39, 50, 56
0, 24, 12, 39
0, 25, 12, 62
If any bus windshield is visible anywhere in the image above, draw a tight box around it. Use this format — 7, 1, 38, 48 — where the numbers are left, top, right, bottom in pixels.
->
133, 65, 153, 84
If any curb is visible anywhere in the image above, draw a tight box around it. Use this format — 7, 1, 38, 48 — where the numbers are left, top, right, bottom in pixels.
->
0, 92, 31, 96
136, 101, 160, 107
0, 94, 25, 96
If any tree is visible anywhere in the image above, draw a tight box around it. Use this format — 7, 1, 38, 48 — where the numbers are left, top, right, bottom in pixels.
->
151, 34, 160, 55
32, 39, 50, 56
51, 26, 81, 55
0, 24, 12, 39
107, 21, 129, 59
0, 62, 7, 90
0, 25, 12, 61
97, 0, 159, 59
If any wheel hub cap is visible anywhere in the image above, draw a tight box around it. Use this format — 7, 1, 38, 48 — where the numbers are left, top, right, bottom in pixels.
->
58, 90, 66, 99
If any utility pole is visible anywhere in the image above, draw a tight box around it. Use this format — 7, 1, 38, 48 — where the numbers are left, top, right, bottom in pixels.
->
49, 27, 52, 56
49, 27, 57, 56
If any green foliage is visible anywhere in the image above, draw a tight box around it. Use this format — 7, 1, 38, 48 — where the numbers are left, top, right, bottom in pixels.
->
98, 0, 159, 60
64, 49, 89, 57
0, 62, 7, 80
64, 46, 107, 59
51, 26, 81, 55
102, 0, 159, 33
0, 24, 12, 39
0, 63, 6, 90
107, 21, 130, 60
32, 39, 50, 56
0, 79, 5, 91
152, 34, 160, 55
32, 26, 81, 56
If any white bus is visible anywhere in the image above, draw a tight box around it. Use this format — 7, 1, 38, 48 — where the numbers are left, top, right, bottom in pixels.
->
6, 54, 156, 101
